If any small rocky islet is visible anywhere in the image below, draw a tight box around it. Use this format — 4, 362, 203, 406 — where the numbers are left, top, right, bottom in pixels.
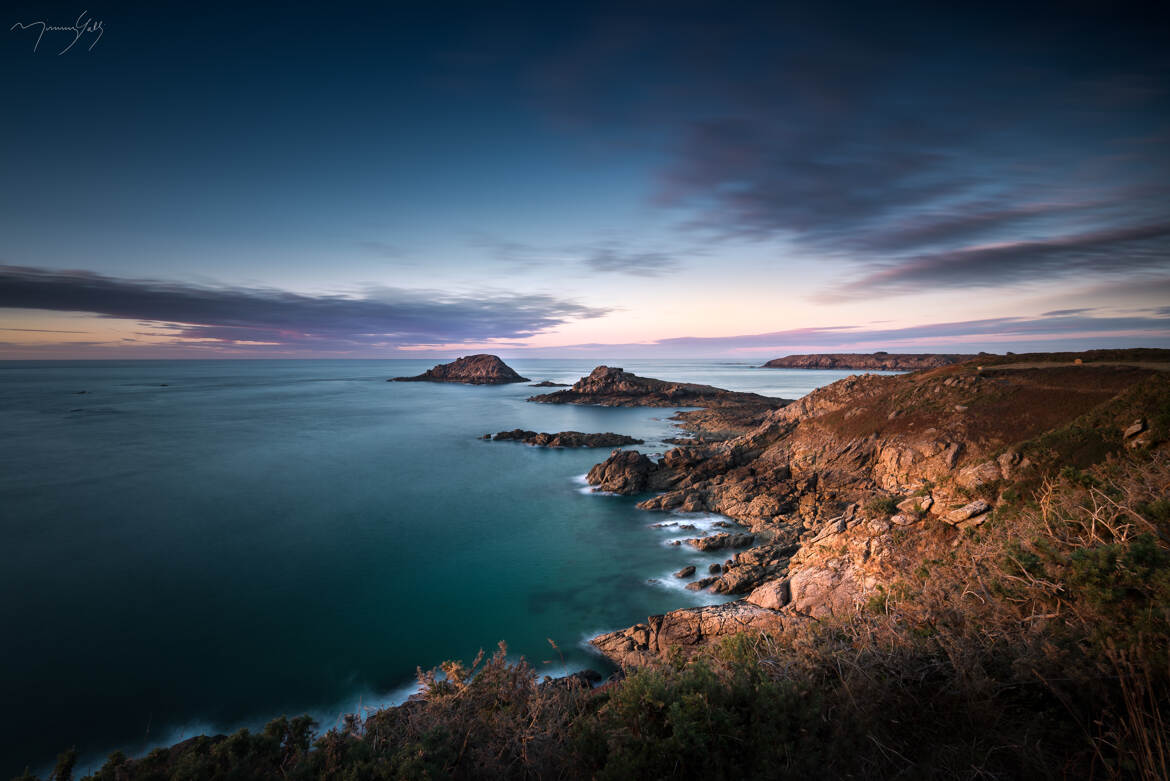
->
390, 353, 529, 384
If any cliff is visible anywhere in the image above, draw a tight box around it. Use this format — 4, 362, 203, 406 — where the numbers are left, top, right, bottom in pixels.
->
762, 352, 977, 370
391, 354, 529, 384
589, 349, 1170, 665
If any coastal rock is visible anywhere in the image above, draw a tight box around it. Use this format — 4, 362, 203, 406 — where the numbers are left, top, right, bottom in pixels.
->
787, 562, 861, 616
528, 365, 788, 414
586, 449, 677, 494
492, 429, 643, 448
746, 579, 791, 610
685, 532, 755, 551
762, 352, 976, 371
391, 354, 529, 384
686, 576, 719, 591
943, 500, 992, 527
674, 565, 696, 578
590, 602, 793, 666
529, 380, 570, 387
956, 461, 1002, 491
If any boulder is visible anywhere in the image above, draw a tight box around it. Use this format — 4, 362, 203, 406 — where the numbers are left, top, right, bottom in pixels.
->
674, 565, 696, 578
943, 500, 992, 528
746, 579, 791, 610
685, 577, 719, 592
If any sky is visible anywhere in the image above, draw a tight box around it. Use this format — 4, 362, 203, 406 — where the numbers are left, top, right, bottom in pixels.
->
2, 0, 1169, 358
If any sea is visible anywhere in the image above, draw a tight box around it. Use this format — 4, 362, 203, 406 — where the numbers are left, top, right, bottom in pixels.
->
0, 359, 866, 775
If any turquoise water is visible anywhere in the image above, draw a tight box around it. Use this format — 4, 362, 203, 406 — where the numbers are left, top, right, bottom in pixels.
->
0, 359, 860, 774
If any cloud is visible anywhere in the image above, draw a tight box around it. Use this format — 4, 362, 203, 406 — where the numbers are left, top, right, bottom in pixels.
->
534, 311, 1170, 357
830, 222, 1170, 297
472, 235, 683, 276
1041, 309, 1095, 317
583, 246, 678, 276
0, 265, 608, 353
513, 3, 1170, 296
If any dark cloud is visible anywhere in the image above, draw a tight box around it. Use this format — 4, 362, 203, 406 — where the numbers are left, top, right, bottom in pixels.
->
0, 265, 607, 352
517, 2, 1170, 294
1041, 309, 1096, 317
831, 222, 1170, 297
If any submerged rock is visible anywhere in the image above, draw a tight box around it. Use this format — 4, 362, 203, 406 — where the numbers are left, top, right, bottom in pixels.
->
391, 354, 529, 384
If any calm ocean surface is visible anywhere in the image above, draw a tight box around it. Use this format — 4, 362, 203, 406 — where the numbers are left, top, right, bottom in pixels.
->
0, 359, 864, 774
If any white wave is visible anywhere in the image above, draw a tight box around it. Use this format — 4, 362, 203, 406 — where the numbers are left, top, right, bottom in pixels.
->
646, 569, 735, 606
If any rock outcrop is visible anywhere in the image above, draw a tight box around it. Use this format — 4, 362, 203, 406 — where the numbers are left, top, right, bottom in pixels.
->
530, 366, 785, 409
591, 602, 797, 667
685, 532, 754, 551
491, 430, 643, 448
585, 450, 678, 493
392, 354, 529, 384
762, 352, 977, 371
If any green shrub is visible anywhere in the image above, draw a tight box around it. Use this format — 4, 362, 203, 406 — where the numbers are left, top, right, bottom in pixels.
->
866, 495, 899, 516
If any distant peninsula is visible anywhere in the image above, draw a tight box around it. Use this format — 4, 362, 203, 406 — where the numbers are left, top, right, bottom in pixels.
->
391, 354, 529, 384
762, 352, 978, 371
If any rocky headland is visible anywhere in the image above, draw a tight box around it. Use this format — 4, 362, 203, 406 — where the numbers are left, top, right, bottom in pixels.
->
589, 350, 1170, 666
391, 354, 529, 384
530, 365, 790, 439
490, 429, 643, 448
762, 352, 977, 370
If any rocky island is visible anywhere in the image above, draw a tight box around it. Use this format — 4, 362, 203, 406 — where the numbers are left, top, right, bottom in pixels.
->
390, 354, 529, 384
490, 429, 643, 448
762, 352, 977, 370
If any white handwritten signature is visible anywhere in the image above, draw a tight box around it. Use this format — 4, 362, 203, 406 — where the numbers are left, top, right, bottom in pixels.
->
10, 10, 104, 54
